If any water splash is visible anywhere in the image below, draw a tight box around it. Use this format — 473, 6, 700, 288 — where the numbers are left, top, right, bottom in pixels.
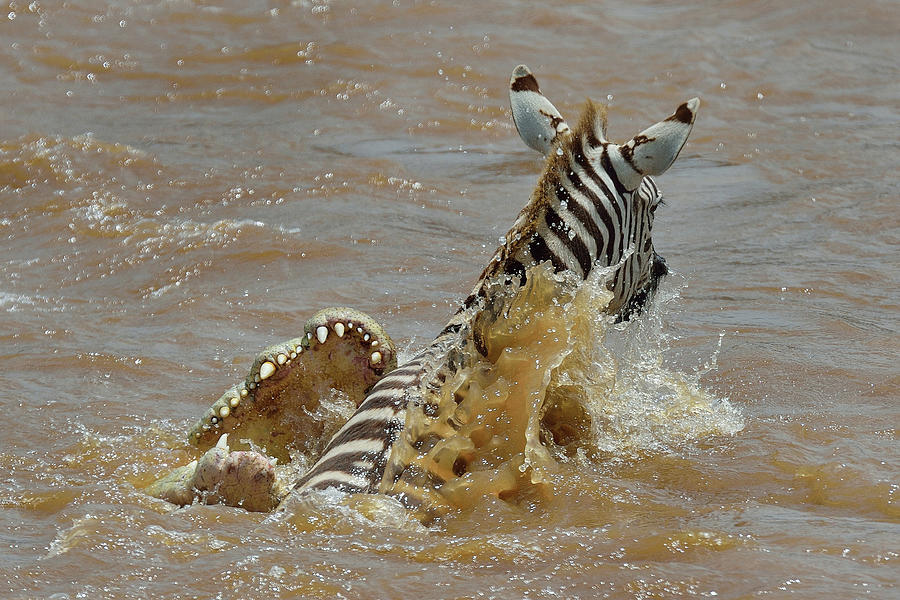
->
385, 264, 743, 516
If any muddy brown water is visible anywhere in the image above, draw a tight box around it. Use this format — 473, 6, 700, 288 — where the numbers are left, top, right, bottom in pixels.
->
1, 1, 897, 598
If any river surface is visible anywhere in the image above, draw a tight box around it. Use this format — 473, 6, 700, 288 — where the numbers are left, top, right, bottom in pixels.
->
1, 1, 897, 598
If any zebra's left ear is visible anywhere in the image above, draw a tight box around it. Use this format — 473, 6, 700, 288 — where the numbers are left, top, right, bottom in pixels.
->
609, 98, 700, 190
509, 64, 570, 156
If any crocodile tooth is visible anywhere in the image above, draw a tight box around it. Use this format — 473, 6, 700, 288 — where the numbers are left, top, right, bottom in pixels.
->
316, 326, 328, 344
259, 361, 276, 380
334, 322, 345, 338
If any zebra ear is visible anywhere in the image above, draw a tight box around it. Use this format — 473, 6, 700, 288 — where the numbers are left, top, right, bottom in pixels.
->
509, 64, 570, 156
609, 97, 699, 190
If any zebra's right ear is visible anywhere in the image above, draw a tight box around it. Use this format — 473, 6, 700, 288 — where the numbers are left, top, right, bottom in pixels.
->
608, 98, 699, 190
509, 64, 570, 156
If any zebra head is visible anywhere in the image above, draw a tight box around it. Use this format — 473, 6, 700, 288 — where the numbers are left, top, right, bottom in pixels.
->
507, 65, 698, 318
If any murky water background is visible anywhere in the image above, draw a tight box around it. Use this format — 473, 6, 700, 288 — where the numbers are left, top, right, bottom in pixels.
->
1, 1, 897, 598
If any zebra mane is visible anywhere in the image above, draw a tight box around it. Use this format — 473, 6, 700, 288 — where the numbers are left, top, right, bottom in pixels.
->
488, 99, 611, 281
578, 98, 609, 142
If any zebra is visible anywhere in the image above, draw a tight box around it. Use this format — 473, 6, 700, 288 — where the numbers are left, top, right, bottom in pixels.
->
280, 64, 699, 512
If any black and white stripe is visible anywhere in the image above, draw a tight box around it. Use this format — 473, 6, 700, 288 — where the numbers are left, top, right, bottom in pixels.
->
291, 354, 428, 493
